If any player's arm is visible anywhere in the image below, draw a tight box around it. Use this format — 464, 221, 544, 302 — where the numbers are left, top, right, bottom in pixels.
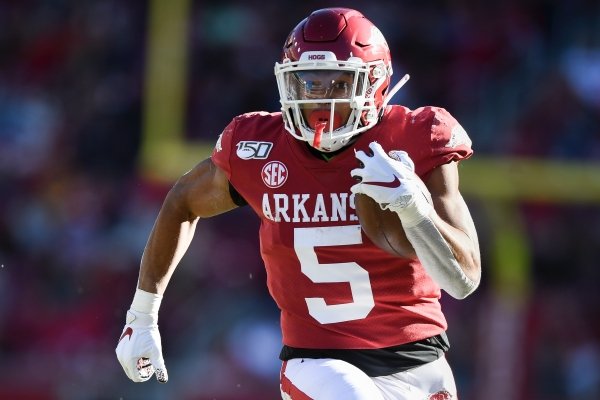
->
116, 158, 237, 383
425, 161, 481, 288
138, 158, 238, 295
351, 142, 480, 299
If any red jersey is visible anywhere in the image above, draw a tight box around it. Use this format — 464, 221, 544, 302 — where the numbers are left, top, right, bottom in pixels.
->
211, 105, 473, 349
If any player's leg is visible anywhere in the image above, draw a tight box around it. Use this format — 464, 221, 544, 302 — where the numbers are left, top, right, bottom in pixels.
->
280, 358, 385, 400
371, 355, 457, 400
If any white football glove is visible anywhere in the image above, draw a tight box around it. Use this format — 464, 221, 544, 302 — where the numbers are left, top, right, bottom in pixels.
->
350, 141, 433, 227
115, 291, 168, 383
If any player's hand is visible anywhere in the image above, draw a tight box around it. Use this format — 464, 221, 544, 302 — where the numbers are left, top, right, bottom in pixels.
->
115, 309, 168, 383
350, 141, 432, 226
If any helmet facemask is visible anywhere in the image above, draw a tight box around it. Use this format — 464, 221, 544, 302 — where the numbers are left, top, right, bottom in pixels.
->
275, 51, 390, 152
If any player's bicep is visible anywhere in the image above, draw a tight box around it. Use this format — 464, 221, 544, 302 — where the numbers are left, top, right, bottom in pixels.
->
172, 158, 239, 219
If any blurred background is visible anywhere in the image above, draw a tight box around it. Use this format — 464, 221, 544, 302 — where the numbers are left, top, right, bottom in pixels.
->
1, 0, 599, 399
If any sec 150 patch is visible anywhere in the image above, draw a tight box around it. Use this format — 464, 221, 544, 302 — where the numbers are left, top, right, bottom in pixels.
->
236, 141, 273, 159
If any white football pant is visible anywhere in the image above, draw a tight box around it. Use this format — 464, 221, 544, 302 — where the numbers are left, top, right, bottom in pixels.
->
280, 355, 456, 400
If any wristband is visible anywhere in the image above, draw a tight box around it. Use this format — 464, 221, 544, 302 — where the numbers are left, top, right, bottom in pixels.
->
388, 191, 432, 228
131, 288, 163, 316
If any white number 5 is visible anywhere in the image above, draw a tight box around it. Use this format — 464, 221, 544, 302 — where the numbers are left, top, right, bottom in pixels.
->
294, 226, 375, 324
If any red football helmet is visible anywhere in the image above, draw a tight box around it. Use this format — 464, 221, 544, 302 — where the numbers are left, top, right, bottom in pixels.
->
275, 8, 408, 152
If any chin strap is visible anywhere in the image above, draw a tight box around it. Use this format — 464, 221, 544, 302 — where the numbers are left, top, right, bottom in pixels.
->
382, 74, 410, 109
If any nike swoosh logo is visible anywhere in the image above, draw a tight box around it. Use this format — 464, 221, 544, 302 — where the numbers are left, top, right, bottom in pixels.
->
363, 175, 401, 188
118, 327, 133, 343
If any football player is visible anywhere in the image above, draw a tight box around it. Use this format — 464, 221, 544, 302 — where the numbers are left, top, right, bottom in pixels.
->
116, 8, 481, 400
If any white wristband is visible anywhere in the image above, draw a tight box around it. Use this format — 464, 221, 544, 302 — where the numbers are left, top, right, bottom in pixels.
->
388, 192, 432, 228
131, 288, 163, 316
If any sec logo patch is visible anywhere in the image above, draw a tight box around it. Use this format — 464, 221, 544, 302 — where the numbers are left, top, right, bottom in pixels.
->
262, 161, 288, 188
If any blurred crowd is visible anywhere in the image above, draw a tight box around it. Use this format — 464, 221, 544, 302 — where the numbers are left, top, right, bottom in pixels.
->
0, 0, 599, 399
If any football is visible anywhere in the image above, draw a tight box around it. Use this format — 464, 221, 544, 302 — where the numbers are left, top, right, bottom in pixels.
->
355, 193, 416, 258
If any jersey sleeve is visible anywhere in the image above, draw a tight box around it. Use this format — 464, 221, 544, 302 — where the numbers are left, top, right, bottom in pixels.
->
411, 107, 473, 178
210, 117, 238, 179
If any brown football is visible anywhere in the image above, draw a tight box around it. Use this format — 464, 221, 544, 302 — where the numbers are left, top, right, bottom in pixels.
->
355, 193, 416, 258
